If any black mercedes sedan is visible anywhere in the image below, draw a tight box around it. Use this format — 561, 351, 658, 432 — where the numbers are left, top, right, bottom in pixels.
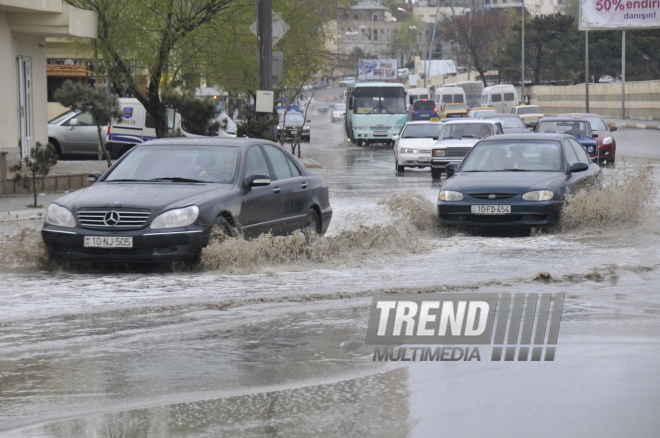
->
42, 138, 332, 262
437, 133, 601, 229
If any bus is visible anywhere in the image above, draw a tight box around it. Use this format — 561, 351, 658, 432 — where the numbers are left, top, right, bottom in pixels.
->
344, 82, 408, 146
444, 81, 484, 108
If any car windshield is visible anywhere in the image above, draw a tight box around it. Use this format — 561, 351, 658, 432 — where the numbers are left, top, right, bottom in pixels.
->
413, 101, 437, 110
486, 116, 525, 129
587, 118, 608, 131
49, 110, 77, 124
473, 110, 497, 117
334, 104, 346, 111
516, 106, 541, 115
538, 120, 591, 136
401, 123, 443, 139
105, 145, 240, 183
460, 140, 563, 172
440, 123, 493, 139
283, 114, 305, 125
445, 104, 466, 111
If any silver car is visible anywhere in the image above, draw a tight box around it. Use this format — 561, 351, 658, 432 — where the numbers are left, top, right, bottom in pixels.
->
48, 110, 108, 158
331, 103, 346, 123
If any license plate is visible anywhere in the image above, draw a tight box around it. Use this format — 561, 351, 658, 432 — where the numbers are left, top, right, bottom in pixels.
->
419, 157, 431, 162
373, 131, 387, 137
290, 130, 298, 134
471, 205, 511, 215
84, 236, 133, 248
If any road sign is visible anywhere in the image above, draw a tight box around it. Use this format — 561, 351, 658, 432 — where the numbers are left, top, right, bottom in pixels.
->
250, 11, 290, 47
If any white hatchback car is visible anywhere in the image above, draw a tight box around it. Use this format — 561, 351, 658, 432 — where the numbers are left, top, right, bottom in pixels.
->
331, 103, 346, 122
392, 121, 444, 173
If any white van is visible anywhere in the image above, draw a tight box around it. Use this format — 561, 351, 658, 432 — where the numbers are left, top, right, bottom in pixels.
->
433, 87, 467, 106
106, 98, 236, 158
481, 85, 518, 114
406, 87, 430, 107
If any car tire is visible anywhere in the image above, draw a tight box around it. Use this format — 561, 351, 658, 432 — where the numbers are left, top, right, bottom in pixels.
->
47, 141, 62, 159
396, 160, 405, 173
303, 208, 321, 234
431, 168, 442, 179
609, 156, 616, 165
209, 216, 234, 243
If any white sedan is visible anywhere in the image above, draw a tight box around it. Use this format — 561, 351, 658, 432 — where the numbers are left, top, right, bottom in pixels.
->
392, 121, 444, 173
331, 103, 346, 122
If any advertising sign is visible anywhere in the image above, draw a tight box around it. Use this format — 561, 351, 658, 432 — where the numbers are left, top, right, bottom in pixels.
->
358, 59, 398, 80
580, 0, 660, 29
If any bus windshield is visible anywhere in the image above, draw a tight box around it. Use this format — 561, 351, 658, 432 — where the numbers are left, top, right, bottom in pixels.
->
354, 86, 406, 114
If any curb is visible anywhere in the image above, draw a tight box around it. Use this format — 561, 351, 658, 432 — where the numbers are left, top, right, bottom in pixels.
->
1, 209, 46, 223
607, 122, 660, 130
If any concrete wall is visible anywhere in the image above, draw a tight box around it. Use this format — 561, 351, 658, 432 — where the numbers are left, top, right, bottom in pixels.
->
521, 81, 660, 120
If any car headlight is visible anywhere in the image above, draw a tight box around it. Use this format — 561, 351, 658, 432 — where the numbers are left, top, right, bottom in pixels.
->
401, 148, 420, 154
438, 191, 464, 201
522, 190, 554, 201
587, 146, 594, 153
45, 203, 76, 227
433, 149, 447, 157
151, 206, 199, 229
603, 136, 613, 145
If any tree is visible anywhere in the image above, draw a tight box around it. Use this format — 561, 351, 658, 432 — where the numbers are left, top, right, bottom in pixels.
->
442, 10, 515, 86
10, 143, 58, 208
161, 89, 221, 136
54, 80, 123, 167
65, 0, 233, 138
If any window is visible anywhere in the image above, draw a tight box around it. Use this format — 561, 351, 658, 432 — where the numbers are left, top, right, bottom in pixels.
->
354, 15, 358, 20
374, 29, 378, 41
245, 145, 270, 177
373, 14, 378, 21
71, 112, 95, 126
504, 93, 515, 101
568, 138, 591, 164
491, 94, 502, 102
145, 109, 175, 129
262, 144, 295, 180
563, 141, 579, 166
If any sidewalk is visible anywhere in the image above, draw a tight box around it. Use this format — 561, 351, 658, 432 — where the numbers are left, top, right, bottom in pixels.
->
604, 117, 660, 130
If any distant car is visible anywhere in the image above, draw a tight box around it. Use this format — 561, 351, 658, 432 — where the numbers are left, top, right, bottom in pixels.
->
466, 107, 498, 119
512, 105, 544, 127
534, 117, 599, 162
407, 99, 440, 121
481, 114, 529, 134
557, 113, 617, 164
41, 138, 332, 263
314, 101, 330, 114
331, 103, 346, 123
48, 110, 108, 158
311, 81, 327, 90
437, 133, 601, 230
430, 119, 504, 179
324, 96, 338, 109
339, 76, 356, 87
439, 102, 468, 119
393, 121, 444, 173
276, 112, 311, 142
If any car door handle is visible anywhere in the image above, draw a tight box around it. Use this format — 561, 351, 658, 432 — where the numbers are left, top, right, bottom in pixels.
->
301, 182, 308, 189
273, 187, 281, 194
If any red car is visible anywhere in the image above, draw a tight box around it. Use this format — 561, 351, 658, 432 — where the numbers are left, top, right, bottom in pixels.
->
558, 113, 617, 164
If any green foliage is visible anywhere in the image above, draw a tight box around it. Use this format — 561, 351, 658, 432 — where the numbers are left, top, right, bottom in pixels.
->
161, 89, 221, 136
10, 143, 58, 208
54, 80, 121, 166
236, 117, 277, 142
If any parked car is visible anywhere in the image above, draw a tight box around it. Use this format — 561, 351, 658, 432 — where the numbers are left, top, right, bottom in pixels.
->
437, 133, 601, 230
439, 102, 468, 119
331, 103, 346, 123
481, 114, 529, 134
393, 121, 444, 173
311, 81, 327, 90
339, 76, 356, 87
276, 112, 311, 141
48, 110, 107, 158
512, 104, 544, 127
430, 119, 504, 179
534, 117, 599, 162
466, 107, 498, 119
557, 113, 617, 164
407, 99, 440, 121
41, 138, 332, 263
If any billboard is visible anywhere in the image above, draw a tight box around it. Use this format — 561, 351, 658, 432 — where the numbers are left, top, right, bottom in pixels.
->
580, 0, 660, 29
358, 59, 398, 80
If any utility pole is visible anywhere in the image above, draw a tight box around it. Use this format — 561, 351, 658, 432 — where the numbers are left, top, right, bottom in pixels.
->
258, 0, 272, 92
621, 30, 626, 119
585, 30, 589, 112
521, 1, 525, 100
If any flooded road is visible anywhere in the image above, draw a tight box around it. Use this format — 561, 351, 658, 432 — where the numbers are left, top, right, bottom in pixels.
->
1, 92, 660, 437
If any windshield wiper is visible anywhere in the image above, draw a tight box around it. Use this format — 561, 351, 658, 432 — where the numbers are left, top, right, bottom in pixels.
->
148, 177, 205, 182
440, 137, 461, 140
106, 179, 148, 182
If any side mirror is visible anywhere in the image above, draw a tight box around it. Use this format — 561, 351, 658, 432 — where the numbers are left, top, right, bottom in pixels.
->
68, 118, 80, 127
445, 163, 458, 177
570, 162, 589, 173
87, 171, 103, 182
609, 126, 618, 131
592, 133, 598, 138
392, 135, 400, 141
245, 174, 271, 187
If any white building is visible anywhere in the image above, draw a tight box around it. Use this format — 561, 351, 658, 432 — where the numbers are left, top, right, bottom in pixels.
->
0, 1, 97, 165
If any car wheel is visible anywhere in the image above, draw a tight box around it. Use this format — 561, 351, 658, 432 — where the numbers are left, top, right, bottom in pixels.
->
47, 141, 62, 159
431, 168, 442, 180
396, 160, 405, 173
303, 208, 321, 234
209, 216, 234, 243
609, 156, 616, 165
